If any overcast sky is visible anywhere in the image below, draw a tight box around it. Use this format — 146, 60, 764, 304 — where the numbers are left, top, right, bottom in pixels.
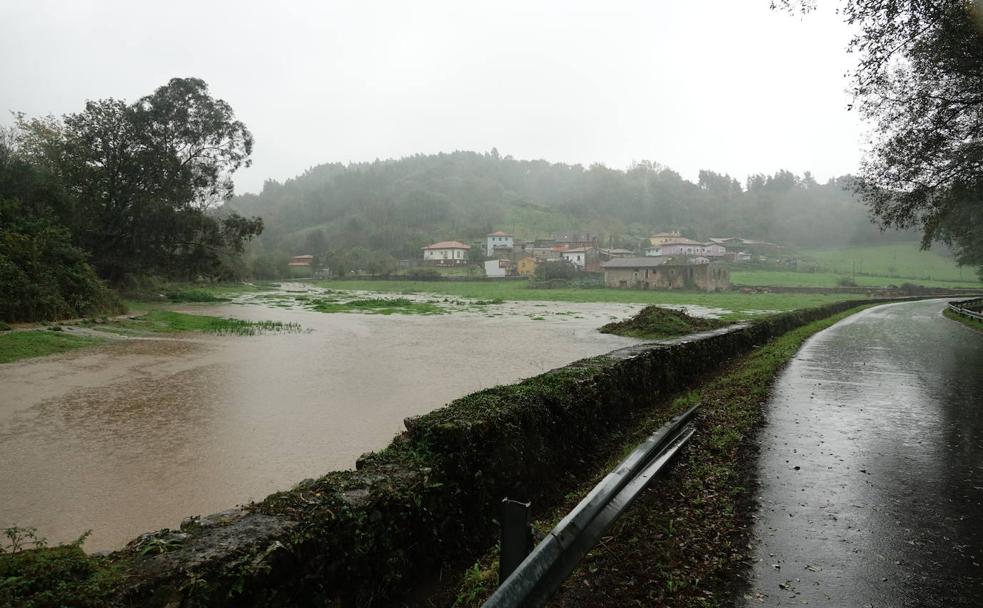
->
0, 0, 862, 195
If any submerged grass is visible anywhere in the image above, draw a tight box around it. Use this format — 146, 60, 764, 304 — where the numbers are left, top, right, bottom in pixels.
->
307, 296, 445, 315
599, 306, 731, 339
102, 311, 302, 336
0, 331, 106, 364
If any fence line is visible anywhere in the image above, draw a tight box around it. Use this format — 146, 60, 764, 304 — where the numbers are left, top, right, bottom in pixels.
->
482, 407, 699, 608
948, 298, 983, 322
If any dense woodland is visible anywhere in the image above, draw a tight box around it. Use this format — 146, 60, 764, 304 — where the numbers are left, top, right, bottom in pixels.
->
0, 78, 262, 322
228, 150, 913, 276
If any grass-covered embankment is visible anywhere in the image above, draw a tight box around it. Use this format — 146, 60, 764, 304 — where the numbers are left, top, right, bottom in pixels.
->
731, 269, 982, 289
548, 305, 873, 608
119, 280, 277, 304
599, 306, 731, 339
446, 305, 871, 607
943, 308, 983, 333
0, 330, 106, 364
0, 310, 302, 364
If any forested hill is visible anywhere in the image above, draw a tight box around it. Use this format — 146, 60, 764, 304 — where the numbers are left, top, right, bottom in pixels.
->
227, 150, 909, 261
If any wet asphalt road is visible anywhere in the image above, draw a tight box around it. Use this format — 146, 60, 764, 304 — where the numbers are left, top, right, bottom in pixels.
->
744, 299, 983, 607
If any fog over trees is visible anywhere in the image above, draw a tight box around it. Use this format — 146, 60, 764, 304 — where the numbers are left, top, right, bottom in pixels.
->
228, 150, 910, 276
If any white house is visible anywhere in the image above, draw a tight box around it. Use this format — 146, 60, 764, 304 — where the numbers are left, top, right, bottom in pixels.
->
561, 247, 589, 269
704, 243, 727, 257
486, 231, 514, 256
484, 259, 510, 278
646, 239, 726, 258
422, 241, 470, 265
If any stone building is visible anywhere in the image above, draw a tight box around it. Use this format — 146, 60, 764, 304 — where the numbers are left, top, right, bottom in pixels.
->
601, 257, 730, 291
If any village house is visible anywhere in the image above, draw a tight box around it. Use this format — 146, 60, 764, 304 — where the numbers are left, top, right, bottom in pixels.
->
422, 241, 470, 265
486, 231, 514, 256
645, 239, 728, 258
645, 238, 708, 257
649, 230, 682, 246
287, 254, 314, 277
516, 256, 538, 277
560, 247, 589, 269
601, 257, 730, 291
484, 258, 513, 278
710, 237, 783, 257
554, 233, 599, 249
726, 251, 752, 263
599, 248, 635, 261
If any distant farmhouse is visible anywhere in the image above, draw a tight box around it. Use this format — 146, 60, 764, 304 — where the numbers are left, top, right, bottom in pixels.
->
287, 254, 314, 277
516, 256, 538, 277
600, 248, 634, 261
484, 258, 513, 278
708, 237, 782, 259
601, 257, 730, 291
560, 247, 590, 269
645, 238, 726, 258
649, 231, 683, 246
423, 241, 470, 265
486, 231, 513, 256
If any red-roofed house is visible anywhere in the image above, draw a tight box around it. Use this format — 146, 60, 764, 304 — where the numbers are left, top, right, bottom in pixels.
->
287, 254, 315, 277
486, 231, 514, 256
423, 241, 471, 265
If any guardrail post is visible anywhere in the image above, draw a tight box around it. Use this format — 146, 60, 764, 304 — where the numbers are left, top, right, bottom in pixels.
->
499, 498, 532, 583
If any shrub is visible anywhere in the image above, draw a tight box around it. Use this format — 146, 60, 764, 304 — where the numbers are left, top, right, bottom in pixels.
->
0, 527, 118, 608
0, 200, 122, 323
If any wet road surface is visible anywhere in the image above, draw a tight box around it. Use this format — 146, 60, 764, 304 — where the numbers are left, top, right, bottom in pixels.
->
0, 301, 640, 550
744, 299, 983, 607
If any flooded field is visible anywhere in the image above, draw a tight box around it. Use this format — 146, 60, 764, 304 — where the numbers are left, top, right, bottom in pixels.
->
0, 292, 644, 550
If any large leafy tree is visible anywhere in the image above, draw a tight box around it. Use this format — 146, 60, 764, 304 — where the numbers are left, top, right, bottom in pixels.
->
16, 77, 262, 283
779, 0, 983, 276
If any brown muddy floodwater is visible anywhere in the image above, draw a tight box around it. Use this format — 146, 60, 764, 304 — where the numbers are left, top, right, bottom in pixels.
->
0, 299, 642, 551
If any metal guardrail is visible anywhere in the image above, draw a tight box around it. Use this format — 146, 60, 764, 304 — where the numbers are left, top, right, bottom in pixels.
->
482, 406, 699, 608
948, 298, 983, 322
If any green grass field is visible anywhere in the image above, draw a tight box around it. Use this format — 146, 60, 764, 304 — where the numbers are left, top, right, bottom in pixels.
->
0, 331, 106, 364
799, 241, 980, 284
944, 308, 983, 333
731, 270, 983, 289
312, 279, 859, 320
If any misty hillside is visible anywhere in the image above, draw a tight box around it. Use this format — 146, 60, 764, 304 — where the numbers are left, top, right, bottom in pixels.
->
226, 150, 911, 260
